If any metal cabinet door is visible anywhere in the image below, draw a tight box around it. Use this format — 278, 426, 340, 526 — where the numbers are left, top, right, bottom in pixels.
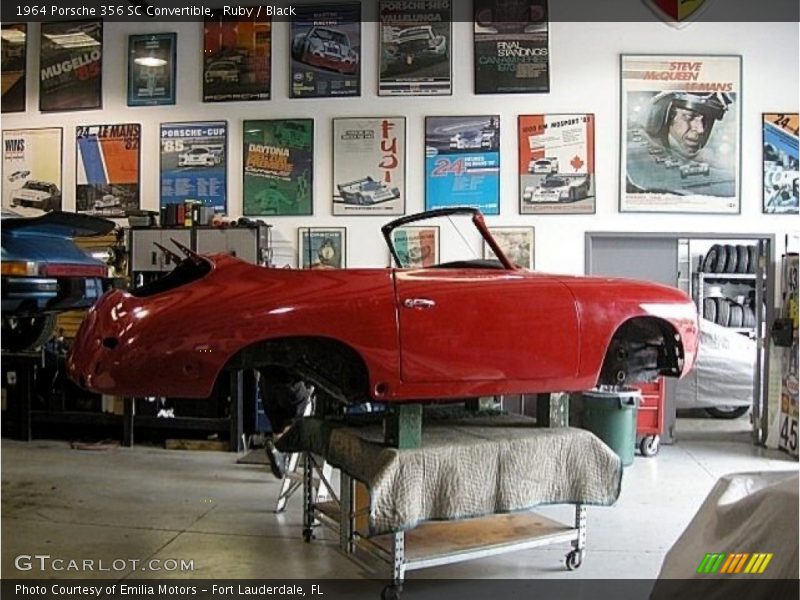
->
130, 228, 191, 272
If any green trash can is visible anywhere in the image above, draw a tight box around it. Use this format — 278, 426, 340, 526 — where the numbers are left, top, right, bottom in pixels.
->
582, 387, 641, 466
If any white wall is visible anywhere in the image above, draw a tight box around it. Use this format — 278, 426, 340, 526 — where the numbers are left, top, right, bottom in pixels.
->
3, 19, 798, 271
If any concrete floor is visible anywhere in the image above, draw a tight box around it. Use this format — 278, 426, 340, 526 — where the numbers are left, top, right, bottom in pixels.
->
2, 416, 797, 581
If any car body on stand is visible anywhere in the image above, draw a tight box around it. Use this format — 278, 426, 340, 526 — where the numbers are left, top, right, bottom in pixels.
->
70, 208, 698, 431
2, 210, 113, 351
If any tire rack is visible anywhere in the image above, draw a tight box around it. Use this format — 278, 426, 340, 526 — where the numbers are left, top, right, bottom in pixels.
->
301, 453, 587, 598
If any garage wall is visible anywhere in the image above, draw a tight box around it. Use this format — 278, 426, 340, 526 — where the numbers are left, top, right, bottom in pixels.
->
3, 19, 797, 272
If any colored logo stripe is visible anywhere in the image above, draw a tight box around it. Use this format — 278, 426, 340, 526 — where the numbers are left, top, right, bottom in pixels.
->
697, 552, 773, 574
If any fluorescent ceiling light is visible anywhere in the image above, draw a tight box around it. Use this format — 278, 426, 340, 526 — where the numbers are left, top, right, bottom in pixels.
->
44, 32, 100, 48
134, 56, 167, 67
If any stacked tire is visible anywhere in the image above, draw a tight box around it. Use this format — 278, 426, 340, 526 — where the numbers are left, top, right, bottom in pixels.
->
700, 244, 759, 328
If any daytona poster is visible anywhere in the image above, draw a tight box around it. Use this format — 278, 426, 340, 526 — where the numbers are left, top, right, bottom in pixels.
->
243, 119, 313, 216
1, 24, 27, 113
474, 0, 549, 94
425, 116, 500, 215
290, 3, 360, 98
621, 54, 741, 213
203, 11, 271, 102
127, 33, 176, 106
763, 113, 799, 215
519, 114, 595, 215
76, 124, 141, 218
40, 20, 102, 112
333, 117, 405, 216
160, 121, 227, 213
379, 0, 451, 96
2, 128, 62, 214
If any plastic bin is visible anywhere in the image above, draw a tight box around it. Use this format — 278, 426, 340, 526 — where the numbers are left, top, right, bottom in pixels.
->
582, 387, 641, 466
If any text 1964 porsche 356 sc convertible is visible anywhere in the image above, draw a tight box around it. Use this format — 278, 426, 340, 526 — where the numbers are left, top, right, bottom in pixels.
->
69, 208, 698, 415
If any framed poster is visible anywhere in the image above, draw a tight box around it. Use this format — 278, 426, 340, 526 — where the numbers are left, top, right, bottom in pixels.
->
425, 115, 500, 215
2, 128, 63, 214
160, 121, 227, 213
379, 0, 451, 96
1, 24, 27, 113
298, 227, 346, 269
203, 11, 271, 102
484, 227, 535, 270
290, 3, 360, 98
621, 54, 741, 213
519, 114, 595, 214
474, 0, 549, 94
333, 117, 405, 216
76, 124, 141, 218
127, 33, 177, 106
40, 20, 102, 112
763, 113, 799, 215
243, 119, 313, 216
390, 226, 439, 268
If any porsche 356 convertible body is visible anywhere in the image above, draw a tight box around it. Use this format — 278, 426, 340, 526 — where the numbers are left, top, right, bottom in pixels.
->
69, 208, 698, 409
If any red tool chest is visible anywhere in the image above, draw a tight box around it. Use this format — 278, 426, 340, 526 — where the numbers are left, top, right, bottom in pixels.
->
633, 378, 665, 457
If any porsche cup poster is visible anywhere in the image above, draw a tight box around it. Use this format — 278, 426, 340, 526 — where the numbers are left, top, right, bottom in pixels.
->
243, 119, 313, 216
379, 0, 452, 96
474, 0, 549, 94
203, 11, 271, 102
621, 54, 741, 213
425, 116, 500, 215
763, 113, 799, 215
391, 226, 439, 268
2, 127, 62, 214
1, 24, 27, 113
40, 20, 102, 112
160, 121, 227, 213
298, 227, 346, 269
333, 117, 405, 216
76, 124, 140, 218
127, 33, 176, 106
519, 114, 595, 215
290, 3, 360, 98
485, 227, 534, 270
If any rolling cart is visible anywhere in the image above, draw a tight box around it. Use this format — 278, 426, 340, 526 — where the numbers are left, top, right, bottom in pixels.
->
633, 378, 666, 457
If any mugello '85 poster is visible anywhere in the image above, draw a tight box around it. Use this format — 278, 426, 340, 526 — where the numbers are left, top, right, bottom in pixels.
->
621, 54, 741, 213
333, 117, 405, 216
243, 119, 313, 216
160, 122, 227, 213
2, 128, 63, 214
474, 0, 549, 94
39, 20, 102, 112
290, 3, 360, 98
379, 0, 451, 96
519, 114, 595, 214
425, 116, 500, 215
76, 123, 141, 218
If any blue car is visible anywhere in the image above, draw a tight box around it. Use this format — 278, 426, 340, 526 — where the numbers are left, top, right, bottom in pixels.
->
1, 210, 114, 351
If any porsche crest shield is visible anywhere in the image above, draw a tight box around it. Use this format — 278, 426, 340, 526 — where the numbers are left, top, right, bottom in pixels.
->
646, 0, 710, 26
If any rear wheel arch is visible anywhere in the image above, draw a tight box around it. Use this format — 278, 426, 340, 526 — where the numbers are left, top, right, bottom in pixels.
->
220, 336, 373, 407
597, 317, 683, 387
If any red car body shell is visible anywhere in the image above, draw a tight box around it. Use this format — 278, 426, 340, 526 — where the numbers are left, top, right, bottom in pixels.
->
68, 254, 698, 403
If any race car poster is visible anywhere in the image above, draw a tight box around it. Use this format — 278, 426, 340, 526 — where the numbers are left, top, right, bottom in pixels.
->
243, 119, 313, 216
390, 226, 439, 268
127, 33, 177, 107
425, 116, 500, 215
379, 0, 451, 96
76, 124, 141, 218
518, 114, 595, 215
763, 113, 799, 215
290, 3, 360, 98
298, 227, 346, 269
40, 21, 102, 112
484, 227, 535, 270
1, 24, 27, 113
621, 54, 741, 213
203, 11, 271, 103
474, 0, 549, 94
332, 117, 405, 216
160, 121, 227, 213
2, 128, 62, 214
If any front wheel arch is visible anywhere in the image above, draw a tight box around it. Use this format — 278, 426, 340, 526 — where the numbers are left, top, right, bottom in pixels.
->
597, 317, 683, 387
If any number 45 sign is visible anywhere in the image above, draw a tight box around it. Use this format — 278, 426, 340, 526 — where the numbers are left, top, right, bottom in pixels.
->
779, 414, 798, 457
